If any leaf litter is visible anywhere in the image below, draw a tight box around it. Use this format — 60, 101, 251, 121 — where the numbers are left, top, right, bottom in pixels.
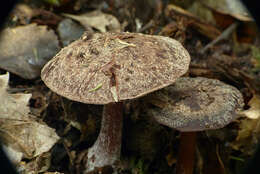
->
0, 24, 60, 79
0, 73, 59, 165
1, 0, 260, 173
62, 10, 121, 32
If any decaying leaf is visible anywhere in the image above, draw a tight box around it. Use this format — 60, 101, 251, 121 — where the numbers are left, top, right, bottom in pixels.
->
0, 73, 60, 163
230, 116, 260, 155
62, 10, 121, 32
230, 95, 260, 155
0, 73, 31, 119
11, 4, 35, 24
0, 23, 60, 79
18, 152, 52, 174
57, 18, 85, 47
243, 95, 260, 119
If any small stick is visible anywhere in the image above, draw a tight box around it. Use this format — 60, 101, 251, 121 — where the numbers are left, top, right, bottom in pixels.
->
200, 22, 239, 54
137, 20, 155, 33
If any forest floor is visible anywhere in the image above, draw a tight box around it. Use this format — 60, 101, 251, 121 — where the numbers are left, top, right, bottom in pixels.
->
1, 0, 260, 174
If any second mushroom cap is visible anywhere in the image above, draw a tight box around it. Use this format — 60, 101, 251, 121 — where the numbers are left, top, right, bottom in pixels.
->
147, 77, 244, 131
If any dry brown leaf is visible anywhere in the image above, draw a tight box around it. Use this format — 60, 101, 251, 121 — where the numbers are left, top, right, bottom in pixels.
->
62, 10, 121, 32
230, 116, 260, 155
230, 95, 260, 154
0, 73, 60, 162
0, 73, 31, 119
243, 95, 260, 119
11, 4, 35, 24
19, 152, 52, 174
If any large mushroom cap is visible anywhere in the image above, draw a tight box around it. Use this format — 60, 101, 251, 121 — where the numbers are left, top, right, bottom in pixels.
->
41, 32, 190, 104
148, 77, 244, 132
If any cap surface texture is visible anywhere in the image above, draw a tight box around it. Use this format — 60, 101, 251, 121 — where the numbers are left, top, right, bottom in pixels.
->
41, 32, 190, 104
148, 77, 244, 131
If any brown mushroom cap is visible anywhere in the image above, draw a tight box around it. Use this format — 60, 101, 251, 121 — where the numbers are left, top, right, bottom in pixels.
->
41, 32, 190, 104
148, 77, 244, 132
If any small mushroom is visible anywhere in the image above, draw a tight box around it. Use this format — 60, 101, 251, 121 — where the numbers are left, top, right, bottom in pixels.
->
147, 77, 244, 174
41, 32, 190, 173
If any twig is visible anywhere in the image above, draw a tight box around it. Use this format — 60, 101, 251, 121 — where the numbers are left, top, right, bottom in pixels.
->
200, 22, 239, 54
137, 20, 154, 33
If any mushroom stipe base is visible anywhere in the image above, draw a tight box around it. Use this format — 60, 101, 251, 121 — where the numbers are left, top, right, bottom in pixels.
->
84, 102, 123, 173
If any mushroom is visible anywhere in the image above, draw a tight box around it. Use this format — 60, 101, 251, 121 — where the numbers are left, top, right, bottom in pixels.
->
41, 32, 190, 173
147, 77, 244, 174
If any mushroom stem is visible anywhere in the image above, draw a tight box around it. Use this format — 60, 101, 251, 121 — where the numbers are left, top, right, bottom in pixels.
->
85, 102, 123, 173
176, 132, 197, 174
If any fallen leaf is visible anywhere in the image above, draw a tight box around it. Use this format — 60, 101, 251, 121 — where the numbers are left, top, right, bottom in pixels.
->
243, 95, 260, 119
57, 18, 85, 46
11, 4, 35, 24
62, 10, 121, 32
0, 24, 60, 79
230, 95, 260, 155
230, 116, 260, 155
0, 73, 60, 162
20, 152, 52, 173
0, 73, 31, 119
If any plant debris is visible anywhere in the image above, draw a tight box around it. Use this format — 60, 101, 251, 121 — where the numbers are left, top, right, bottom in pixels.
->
1, 0, 260, 173
0, 24, 60, 79
0, 73, 60, 164
62, 10, 121, 32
